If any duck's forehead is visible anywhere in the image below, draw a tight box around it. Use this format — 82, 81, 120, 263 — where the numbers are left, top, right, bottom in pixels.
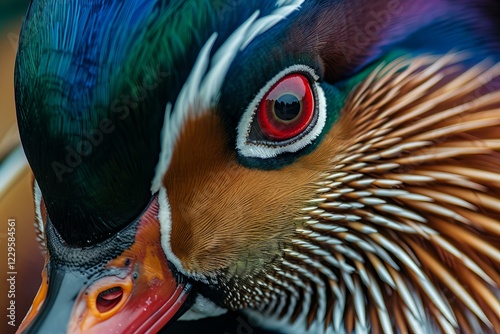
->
17, 0, 301, 149
17, 0, 303, 154
19, 1, 252, 94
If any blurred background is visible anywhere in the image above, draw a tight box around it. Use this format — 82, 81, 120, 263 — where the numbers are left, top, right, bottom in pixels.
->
0, 1, 44, 334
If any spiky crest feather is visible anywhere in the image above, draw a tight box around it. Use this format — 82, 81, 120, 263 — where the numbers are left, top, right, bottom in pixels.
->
224, 54, 500, 333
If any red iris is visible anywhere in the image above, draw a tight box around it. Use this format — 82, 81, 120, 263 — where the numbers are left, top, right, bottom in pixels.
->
257, 74, 314, 141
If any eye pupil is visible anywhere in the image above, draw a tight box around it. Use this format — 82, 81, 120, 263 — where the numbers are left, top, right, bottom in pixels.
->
274, 94, 301, 121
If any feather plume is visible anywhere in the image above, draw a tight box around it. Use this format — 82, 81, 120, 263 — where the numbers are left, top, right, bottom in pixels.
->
246, 54, 500, 333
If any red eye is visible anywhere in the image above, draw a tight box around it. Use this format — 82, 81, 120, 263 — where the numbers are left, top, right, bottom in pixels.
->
257, 74, 315, 141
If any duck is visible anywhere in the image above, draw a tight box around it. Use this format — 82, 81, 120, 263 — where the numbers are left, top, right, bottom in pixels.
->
14, 0, 500, 333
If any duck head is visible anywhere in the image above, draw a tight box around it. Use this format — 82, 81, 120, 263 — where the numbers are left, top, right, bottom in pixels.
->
15, 0, 500, 333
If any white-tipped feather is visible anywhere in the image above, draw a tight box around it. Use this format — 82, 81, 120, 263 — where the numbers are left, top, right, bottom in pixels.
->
153, 0, 304, 192
416, 276, 458, 327
154, 51, 500, 333
268, 55, 500, 333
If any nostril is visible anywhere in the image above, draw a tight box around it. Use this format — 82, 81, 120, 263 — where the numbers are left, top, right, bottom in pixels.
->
96, 287, 123, 313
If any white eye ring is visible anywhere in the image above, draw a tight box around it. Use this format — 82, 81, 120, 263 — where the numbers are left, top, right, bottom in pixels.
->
236, 64, 327, 159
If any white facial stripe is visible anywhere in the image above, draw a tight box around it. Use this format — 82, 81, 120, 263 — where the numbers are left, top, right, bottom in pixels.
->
34, 181, 43, 233
241, 0, 305, 50
158, 187, 214, 283
153, 2, 305, 280
33, 181, 46, 249
157, 188, 180, 271
151, 2, 304, 193
236, 64, 327, 159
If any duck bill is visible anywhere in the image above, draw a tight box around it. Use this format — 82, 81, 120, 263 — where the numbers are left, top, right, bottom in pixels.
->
17, 196, 192, 334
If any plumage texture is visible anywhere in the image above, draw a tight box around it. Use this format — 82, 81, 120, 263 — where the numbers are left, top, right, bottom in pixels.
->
14, 0, 500, 333
16, 0, 287, 245
218, 54, 500, 333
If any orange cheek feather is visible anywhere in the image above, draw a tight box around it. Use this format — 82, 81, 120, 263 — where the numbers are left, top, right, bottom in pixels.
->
164, 112, 340, 276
